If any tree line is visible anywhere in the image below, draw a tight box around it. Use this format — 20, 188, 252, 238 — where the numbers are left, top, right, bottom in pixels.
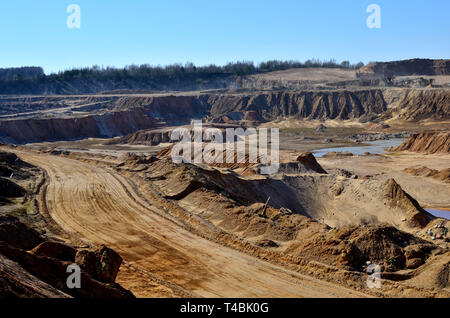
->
0, 67, 44, 81
0, 60, 365, 94
50, 59, 364, 79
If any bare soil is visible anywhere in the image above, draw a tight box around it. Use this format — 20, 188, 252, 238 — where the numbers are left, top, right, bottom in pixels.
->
11, 150, 369, 298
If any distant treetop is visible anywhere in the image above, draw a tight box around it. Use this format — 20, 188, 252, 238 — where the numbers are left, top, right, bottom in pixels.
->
0, 60, 365, 94
0, 67, 44, 81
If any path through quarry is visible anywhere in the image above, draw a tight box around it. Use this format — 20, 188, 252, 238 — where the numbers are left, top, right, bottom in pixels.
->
13, 151, 370, 298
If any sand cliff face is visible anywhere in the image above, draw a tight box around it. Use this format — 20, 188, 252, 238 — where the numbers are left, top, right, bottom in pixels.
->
127, 89, 449, 122
393, 89, 450, 121
109, 129, 172, 146
357, 58, 450, 78
0, 88, 448, 144
0, 108, 156, 144
112, 90, 389, 122
206, 90, 387, 121
115, 95, 212, 122
393, 131, 450, 154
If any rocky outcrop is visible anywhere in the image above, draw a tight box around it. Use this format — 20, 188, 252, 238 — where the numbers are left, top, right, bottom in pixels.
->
75, 245, 123, 284
0, 241, 133, 298
357, 59, 450, 78
0, 216, 134, 298
393, 131, 450, 154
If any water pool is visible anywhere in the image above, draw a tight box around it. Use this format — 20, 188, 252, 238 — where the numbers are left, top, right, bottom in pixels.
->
313, 138, 406, 158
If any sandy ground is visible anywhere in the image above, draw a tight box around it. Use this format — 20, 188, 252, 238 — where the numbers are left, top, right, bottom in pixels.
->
318, 152, 450, 209
12, 150, 369, 298
248, 68, 357, 83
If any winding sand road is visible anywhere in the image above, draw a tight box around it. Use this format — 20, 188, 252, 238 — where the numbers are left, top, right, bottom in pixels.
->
15, 151, 369, 298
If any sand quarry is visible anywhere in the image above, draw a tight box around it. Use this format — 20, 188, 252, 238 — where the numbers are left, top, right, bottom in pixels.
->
0, 126, 448, 298
0, 63, 449, 298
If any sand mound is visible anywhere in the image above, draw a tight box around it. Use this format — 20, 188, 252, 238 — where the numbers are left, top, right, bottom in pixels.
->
383, 179, 430, 228
136, 158, 443, 272
286, 224, 437, 272
406, 252, 450, 290
156, 144, 267, 173
119, 154, 431, 233
393, 131, 450, 154
110, 152, 450, 296
296, 152, 327, 174
404, 166, 450, 183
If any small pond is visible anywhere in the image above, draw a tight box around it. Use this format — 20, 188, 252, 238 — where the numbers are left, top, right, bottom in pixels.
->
426, 209, 450, 220
313, 138, 406, 158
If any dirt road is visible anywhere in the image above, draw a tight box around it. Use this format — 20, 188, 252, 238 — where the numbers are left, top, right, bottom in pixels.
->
16, 151, 369, 298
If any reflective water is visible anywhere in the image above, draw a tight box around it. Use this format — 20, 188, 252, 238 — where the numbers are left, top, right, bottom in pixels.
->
313, 139, 406, 157
426, 209, 450, 220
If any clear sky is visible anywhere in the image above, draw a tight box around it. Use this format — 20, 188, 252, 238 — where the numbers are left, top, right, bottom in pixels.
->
0, 0, 449, 74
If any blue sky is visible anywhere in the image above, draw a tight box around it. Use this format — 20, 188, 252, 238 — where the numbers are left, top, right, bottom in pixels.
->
0, 0, 449, 74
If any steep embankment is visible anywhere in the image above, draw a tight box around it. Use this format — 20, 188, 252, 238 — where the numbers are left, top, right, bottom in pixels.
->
114, 95, 211, 122
0, 95, 117, 117
109, 129, 172, 146
393, 131, 450, 154
113, 89, 449, 123
206, 90, 387, 121
357, 58, 450, 78
0, 88, 448, 144
0, 108, 156, 144
386, 89, 450, 121
136, 151, 430, 231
